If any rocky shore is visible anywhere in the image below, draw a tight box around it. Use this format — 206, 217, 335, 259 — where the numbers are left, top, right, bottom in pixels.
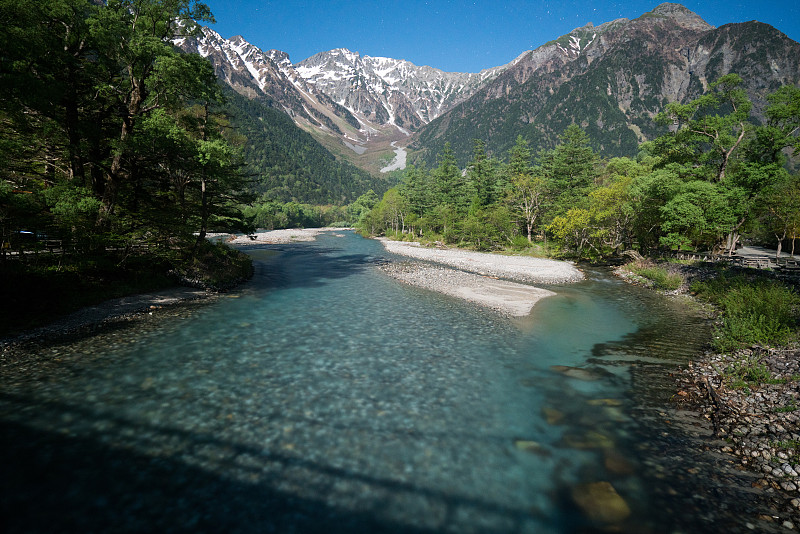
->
618, 262, 800, 530
211, 227, 345, 246
0, 287, 217, 358
675, 345, 800, 529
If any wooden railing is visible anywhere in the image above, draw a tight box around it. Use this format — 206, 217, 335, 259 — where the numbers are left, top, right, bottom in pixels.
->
673, 251, 800, 274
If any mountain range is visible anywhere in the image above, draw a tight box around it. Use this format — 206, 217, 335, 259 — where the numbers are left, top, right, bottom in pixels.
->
177, 2, 800, 174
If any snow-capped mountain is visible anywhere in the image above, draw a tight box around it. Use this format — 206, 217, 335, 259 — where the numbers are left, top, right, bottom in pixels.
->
175, 28, 521, 158
295, 48, 524, 132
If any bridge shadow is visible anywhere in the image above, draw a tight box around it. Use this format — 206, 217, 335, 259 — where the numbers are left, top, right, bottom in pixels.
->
0, 392, 541, 534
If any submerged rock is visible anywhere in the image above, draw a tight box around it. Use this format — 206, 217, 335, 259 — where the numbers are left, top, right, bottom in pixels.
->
604, 449, 636, 476
562, 430, 615, 450
513, 439, 550, 456
572, 481, 631, 524
587, 398, 623, 407
550, 365, 607, 381
542, 407, 565, 425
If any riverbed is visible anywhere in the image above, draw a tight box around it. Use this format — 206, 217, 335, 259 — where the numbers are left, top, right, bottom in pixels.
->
0, 230, 738, 533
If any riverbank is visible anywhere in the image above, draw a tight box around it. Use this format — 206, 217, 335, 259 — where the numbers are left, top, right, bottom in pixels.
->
212, 227, 347, 246
0, 286, 219, 358
617, 261, 800, 530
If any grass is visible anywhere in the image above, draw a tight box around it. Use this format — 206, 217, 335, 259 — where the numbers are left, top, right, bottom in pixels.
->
625, 262, 684, 291
724, 353, 771, 390
774, 401, 797, 413
691, 273, 800, 352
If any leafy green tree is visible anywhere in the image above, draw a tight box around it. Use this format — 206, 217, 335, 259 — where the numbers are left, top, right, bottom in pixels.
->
348, 189, 379, 224
764, 85, 800, 157
430, 142, 472, 211
655, 74, 751, 182
647, 75, 796, 254
759, 174, 800, 257
506, 173, 546, 243
398, 164, 431, 216
91, 0, 215, 223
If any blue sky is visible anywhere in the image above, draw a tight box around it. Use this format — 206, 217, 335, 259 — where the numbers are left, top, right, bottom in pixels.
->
200, 1, 799, 72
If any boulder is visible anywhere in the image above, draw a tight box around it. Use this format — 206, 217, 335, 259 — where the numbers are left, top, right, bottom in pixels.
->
572, 481, 631, 524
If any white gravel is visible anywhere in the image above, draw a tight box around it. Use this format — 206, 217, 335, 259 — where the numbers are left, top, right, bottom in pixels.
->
379, 239, 584, 284
381, 263, 556, 317
213, 228, 348, 245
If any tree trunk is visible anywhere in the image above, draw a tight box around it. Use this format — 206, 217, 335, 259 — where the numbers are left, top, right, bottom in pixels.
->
775, 229, 787, 259
100, 76, 145, 225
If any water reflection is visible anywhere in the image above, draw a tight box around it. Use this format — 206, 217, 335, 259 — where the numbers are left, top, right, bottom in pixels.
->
0, 232, 712, 533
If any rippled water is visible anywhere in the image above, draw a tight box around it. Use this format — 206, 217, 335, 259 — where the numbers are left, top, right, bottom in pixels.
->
0, 231, 712, 533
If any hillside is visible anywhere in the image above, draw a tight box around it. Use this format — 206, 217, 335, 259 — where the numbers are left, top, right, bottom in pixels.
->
222, 87, 395, 204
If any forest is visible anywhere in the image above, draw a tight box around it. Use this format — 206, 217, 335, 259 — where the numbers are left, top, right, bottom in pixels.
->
358, 75, 800, 260
0, 0, 256, 332
0, 0, 256, 255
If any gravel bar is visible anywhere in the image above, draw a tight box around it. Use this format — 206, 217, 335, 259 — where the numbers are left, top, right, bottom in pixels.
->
380, 262, 556, 317
211, 227, 348, 246
380, 239, 583, 284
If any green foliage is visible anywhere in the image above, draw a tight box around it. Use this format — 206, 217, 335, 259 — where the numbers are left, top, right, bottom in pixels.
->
243, 199, 346, 229
371, 78, 800, 263
691, 274, 800, 351
625, 263, 683, 291
725, 353, 771, 390
0, 0, 259, 306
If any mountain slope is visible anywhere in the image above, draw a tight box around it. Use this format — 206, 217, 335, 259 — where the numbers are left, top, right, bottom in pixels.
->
410, 3, 800, 166
221, 86, 394, 204
176, 29, 521, 171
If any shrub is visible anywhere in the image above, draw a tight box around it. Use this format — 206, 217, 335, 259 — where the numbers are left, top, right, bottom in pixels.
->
511, 235, 533, 249
692, 274, 800, 351
627, 263, 683, 291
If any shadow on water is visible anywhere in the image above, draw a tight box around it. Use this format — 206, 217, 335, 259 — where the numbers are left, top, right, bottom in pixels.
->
0, 392, 539, 534
244, 244, 386, 292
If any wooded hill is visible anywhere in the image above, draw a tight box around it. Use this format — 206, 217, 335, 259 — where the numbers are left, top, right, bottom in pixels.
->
222, 86, 394, 206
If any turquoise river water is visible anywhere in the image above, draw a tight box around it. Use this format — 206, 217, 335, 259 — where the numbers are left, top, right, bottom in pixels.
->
1, 231, 718, 533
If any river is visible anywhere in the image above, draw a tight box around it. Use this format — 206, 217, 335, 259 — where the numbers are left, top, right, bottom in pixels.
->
1, 231, 718, 533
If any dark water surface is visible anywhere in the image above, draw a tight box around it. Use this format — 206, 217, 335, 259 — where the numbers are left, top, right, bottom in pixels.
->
1, 231, 713, 533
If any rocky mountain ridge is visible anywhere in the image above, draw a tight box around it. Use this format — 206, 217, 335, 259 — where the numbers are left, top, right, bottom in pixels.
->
175, 28, 522, 168
177, 2, 800, 171
411, 2, 800, 165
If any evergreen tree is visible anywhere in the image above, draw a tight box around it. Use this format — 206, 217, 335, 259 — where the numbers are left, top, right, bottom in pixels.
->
540, 124, 599, 215
466, 139, 499, 207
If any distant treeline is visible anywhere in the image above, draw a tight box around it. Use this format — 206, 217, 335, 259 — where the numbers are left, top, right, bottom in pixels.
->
358, 75, 800, 259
